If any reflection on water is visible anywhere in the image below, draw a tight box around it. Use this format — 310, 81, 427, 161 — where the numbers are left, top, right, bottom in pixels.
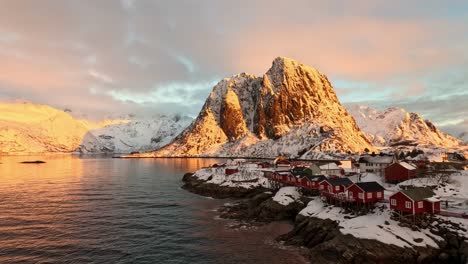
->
0, 155, 306, 264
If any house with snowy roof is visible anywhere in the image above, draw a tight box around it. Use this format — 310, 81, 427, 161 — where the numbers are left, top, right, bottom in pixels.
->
319, 177, 353, 194
319, 162, 343, 177
346, 182, 385, 203
359, 154, 396, 175
389, 187, 441, 215
299, 175, 327, 189
384, 162, 417, 183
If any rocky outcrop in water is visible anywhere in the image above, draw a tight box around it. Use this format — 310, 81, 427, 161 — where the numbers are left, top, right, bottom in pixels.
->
218, 192, 308, 222
181, 173, 268, 199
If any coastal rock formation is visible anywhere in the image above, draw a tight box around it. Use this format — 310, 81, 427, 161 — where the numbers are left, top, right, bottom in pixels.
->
278, 215, 439, 264
181, 172, 268, 199
219, 190, 308, 222
144, 57, 373, 158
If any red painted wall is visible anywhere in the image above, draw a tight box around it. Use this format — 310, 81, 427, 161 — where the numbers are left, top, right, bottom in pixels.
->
389, 192, 427, 214
424, 201, 441, 214
347, 184, 383, 203
319, 181, 349, 193
385, 163, 416, 183
225, 168, 239, 175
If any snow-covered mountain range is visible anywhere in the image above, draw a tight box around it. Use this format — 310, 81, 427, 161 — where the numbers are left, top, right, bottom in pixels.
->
0, 102, 190, 154
346, 105, 463, 147
136, 57, 374, 158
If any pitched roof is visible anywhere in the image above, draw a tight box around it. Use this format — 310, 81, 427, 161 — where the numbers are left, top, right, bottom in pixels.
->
359, 155, 394, 164
327, 177, 353, 186
354, 182, 385, 192
304, 175, 327, 182
398, 162, 417, 170
319, 163, 341, 170
401, 187, 435, 201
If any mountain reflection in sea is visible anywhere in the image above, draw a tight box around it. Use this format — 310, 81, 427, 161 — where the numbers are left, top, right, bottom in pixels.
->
0, 155, 306, 264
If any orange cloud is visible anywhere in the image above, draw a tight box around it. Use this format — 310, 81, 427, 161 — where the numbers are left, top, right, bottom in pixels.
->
226, 17, 459, 81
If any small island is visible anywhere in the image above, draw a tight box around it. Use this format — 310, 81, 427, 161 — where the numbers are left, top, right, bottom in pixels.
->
20, 160, 46, 164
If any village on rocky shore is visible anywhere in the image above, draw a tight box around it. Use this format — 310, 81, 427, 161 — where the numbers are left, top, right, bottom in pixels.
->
182, 154, 468, 264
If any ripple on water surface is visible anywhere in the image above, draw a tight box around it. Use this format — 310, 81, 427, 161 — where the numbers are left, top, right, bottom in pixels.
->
0, 156, 307, 264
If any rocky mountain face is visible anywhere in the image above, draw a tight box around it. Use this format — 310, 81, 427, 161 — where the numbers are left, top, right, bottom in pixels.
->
459, 132, 468, 143
0, 102, 190, 154
145, 57, 373, 158
346, 105, 463, 147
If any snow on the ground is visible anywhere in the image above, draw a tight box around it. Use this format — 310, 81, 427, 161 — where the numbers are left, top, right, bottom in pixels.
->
396, 171, 468, 214
272, 187, 301, 206
192, 165, 269, 189
300, 198, 443, 248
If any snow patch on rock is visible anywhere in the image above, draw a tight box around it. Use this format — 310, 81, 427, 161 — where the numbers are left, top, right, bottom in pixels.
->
272, 187, 301, 206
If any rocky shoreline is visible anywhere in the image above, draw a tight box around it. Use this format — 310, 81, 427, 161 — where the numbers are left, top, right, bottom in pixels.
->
182, 172, 467, 264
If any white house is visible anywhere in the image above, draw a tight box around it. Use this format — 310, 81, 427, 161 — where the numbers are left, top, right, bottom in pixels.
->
319, 162, 343, 177
359, 155, 396, 175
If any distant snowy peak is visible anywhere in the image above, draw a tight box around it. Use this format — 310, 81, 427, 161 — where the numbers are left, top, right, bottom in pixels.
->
89, 115, 191, 153
0, 101, 191, 154
346, 105, 463, 147
145, 57, 373, 158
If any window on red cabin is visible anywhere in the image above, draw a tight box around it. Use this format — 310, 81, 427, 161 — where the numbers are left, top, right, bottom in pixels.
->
367, 193, 372, 198
349, 192, 353, 198
418, 201, 423, 208
335, 186, 340, 191
405, 201, 412, 209
320, 185, 324, 190
377, 192, 382, 198
358, 193, 364, 199
391, 199, 396, 206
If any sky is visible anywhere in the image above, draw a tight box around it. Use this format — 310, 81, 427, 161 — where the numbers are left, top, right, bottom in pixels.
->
0, 0, 467, 135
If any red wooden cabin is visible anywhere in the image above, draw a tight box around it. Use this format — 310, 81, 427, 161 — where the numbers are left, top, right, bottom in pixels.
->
257, 162, 272, 168
280, 172, 292, 183
300, 175, 327, 189
225, 168, 239, 175
389, 187, 439, 215
319, 177, 353, 194
424, 197, 441, 214
346, 182, 385, 203
384, 162, 417, 183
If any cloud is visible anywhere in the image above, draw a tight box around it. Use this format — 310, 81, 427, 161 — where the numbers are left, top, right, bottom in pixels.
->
0, 0, 466, 121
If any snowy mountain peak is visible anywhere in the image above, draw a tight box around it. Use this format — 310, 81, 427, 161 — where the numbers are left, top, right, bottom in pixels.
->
143, 57, 373, 158
346, 105, 463, 147
0, 102, 191, 154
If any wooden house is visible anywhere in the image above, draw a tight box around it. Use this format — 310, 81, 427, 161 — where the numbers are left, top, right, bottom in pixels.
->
389, 187, 440, 215
257, 162, 272, 168
225, 167, 239, 175
300, 175, 327, 189
319, 162, 343, 177
274, 157, 291, 168
319, 177, 353, 194
359, 155, 396, 175
346, 182, 385, 203
384, 162, 417, 183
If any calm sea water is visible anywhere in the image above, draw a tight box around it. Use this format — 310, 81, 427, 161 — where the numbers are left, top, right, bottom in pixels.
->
0, 155, 306, 264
